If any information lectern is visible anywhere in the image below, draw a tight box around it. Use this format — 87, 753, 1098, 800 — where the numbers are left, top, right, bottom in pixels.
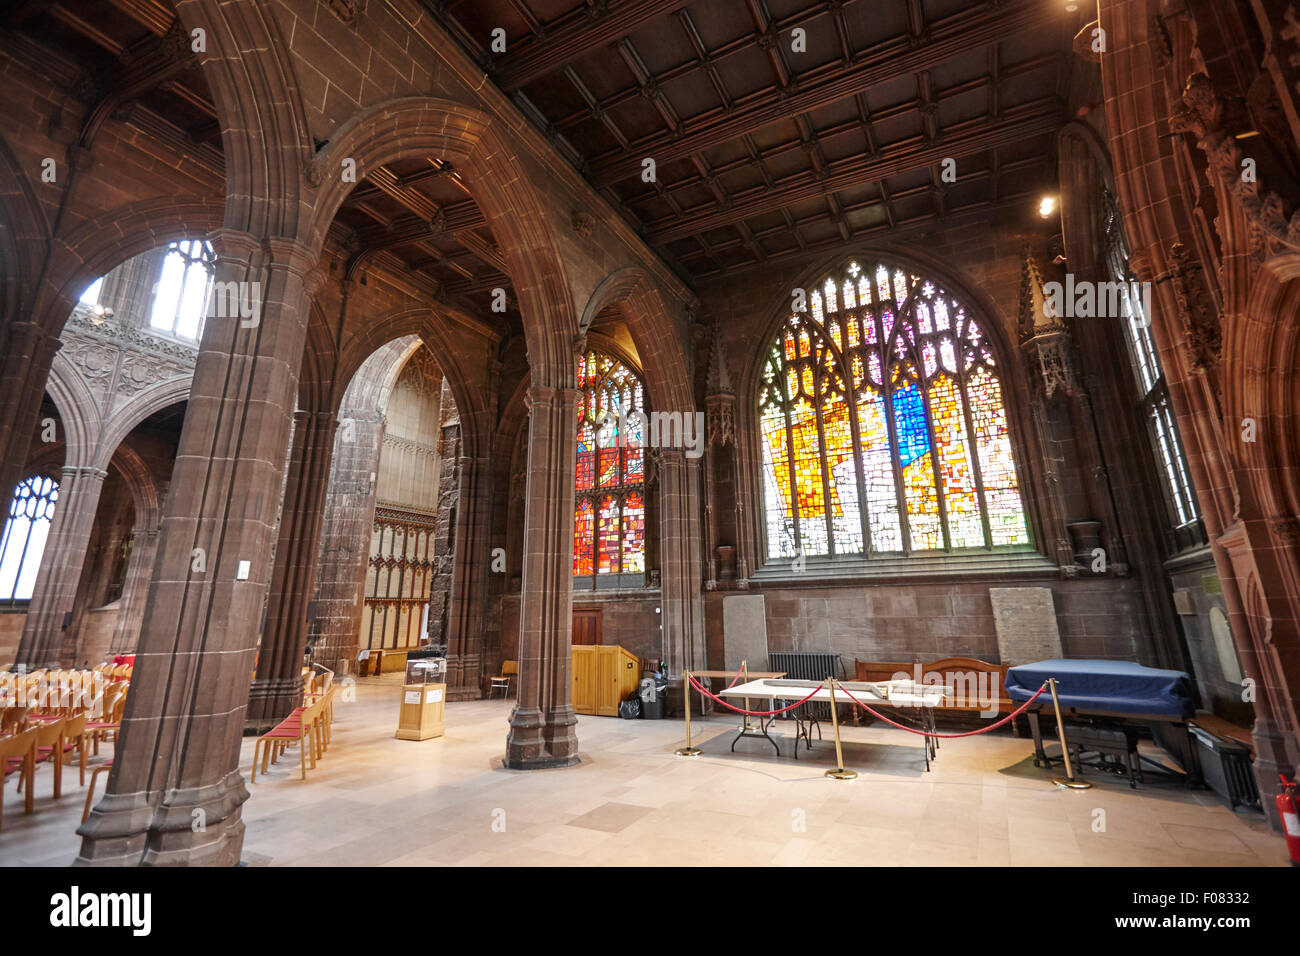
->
395, 655, 446, 741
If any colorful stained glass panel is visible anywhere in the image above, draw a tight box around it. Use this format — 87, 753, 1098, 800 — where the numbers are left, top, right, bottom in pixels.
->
758, 259, 1030, 560
573, 350, 648, 580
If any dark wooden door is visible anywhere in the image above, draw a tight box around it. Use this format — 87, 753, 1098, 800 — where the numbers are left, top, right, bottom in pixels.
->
572, 608, 602, 646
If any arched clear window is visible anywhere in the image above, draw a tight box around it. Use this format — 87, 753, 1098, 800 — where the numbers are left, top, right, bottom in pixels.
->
0, 475, 59, 604
1102, 194, 1200, 529
574, 350, 646, 587
758, 260, 1030, 560
150, 239, 216, 341
80, 277, 103, 305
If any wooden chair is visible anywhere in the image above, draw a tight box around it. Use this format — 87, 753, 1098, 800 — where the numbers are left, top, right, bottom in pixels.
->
85, 682, 127, 756
307, 684, 336, 753
82, 760, 113, 823
490, 660, 518, 698
1, 706, 29, 736
22, 717, 67, 800
1, 726, 39, 830
250, 696, 322, 783
57, 714, 90, 788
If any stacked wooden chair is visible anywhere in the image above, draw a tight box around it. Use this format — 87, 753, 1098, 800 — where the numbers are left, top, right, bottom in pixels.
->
250, 682, 339, 783
0, 660, 131, 831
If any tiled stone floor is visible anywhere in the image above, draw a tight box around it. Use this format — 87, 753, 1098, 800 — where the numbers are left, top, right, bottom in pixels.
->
0, 678, 1287, 866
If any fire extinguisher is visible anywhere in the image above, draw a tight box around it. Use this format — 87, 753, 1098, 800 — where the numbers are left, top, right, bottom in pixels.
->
1278, 774, 1300, 866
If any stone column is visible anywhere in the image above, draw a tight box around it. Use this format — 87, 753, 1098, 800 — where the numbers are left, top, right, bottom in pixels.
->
246, 408, 337, 733
657, 450, 706, 697
311, 411, 385, 672
109, 523, 161, 656
0, 321, 62, 509
15, 464, 109, 667
425, 414, 461, 655
505, 384, 580, 769
444, 453, 491, 698
76, 231, 320, 867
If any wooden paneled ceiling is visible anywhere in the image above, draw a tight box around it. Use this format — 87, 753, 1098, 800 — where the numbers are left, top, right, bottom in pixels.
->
2, 0, 1081, 327
429, 0, 1079, 281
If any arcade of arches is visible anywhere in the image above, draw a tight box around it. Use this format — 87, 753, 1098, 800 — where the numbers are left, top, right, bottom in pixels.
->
0, 0, 1298, 868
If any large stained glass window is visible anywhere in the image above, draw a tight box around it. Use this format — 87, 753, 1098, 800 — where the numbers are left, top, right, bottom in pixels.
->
574, 349, 646, 586
758, 260, 1030, 560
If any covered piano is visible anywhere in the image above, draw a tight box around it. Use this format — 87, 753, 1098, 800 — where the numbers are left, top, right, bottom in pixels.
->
1004, 659, 1201, 787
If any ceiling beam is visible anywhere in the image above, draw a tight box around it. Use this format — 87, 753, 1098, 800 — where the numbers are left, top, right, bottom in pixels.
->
78, 20, 196, 147
590, 0, 1056, 186
688, 192, 1042, 281
676, 154, 1049, 260
648, 107, 1061, 244
493, 0, 696, 92
105, 0, 173, 35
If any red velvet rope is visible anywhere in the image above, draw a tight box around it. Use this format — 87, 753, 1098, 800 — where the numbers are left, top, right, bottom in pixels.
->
686, 674, 825, 717
835, 681, 1048, 738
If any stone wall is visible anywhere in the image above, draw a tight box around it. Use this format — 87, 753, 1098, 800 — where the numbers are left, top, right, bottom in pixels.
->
704, 575, 1145, 674
1170, 555, 1251, 724
0, 613, 24, 665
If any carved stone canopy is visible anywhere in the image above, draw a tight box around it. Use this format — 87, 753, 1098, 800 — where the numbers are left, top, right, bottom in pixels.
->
1171, 71, 1300, 260
1018, 246, 1078, 398
1167, 241, 1222, 372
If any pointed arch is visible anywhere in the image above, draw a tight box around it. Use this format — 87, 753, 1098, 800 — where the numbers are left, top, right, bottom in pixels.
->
175, 0, 313, 237
579, 266, 695, 414
0, 132, 49, 328
44, 351, 102, 467
306, 97, 579, 385
37, 197, 226, 338
334, 305, 492, 461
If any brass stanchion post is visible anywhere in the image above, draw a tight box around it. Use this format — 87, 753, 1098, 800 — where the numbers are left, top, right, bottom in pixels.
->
824, 678, 857, 780
675, 669, 701, 757
1047, 677, 1091, 789
739, 659, 753, 732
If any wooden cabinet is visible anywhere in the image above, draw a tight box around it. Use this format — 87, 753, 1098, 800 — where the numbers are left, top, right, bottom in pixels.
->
572, 644, 641, 716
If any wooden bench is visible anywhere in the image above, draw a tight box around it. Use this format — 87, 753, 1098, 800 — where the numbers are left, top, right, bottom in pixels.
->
855, 656, 1016, 717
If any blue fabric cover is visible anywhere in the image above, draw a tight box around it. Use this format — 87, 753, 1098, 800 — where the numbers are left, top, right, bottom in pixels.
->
1004, 659, 1194, 718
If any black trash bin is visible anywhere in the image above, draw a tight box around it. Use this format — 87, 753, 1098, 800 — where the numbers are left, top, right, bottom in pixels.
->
638, 676, 666, 719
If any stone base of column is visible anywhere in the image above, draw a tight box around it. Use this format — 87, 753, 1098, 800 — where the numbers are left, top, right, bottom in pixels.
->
445, 652, 483, 700
1250, 722, 1297, 830
76, 771, 249, 866
244, 676, 305, 735
504, 705, 580, 769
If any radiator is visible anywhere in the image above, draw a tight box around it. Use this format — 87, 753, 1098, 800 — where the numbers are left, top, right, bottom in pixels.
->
768, 652, 843, 721
1188, 723, 1261, 811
